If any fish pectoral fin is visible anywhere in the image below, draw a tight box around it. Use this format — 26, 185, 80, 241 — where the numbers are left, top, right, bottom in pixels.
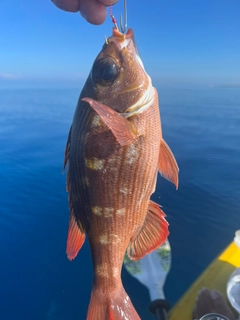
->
82, 97, 139, 146
63, 125, 72, 172
127, 200, 169, 260
66, 212, 86, 261
158, 138, 179, 189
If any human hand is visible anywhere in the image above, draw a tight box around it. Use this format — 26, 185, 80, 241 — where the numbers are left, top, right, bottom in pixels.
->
52, 0, 118, 25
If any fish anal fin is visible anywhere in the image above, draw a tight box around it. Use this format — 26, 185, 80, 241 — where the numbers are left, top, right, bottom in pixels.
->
82, 97, 139, 146
87, 286, 140, 320
127, 200, 169, 260
66, 213, 86, 261
158, 139, 179, 189
63, 126, 72, 172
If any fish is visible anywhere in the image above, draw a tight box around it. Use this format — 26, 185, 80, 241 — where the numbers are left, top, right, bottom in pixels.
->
64, 28, 179, 320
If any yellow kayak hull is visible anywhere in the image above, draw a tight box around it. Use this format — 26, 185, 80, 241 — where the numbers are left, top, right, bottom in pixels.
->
169, 241, 240, 319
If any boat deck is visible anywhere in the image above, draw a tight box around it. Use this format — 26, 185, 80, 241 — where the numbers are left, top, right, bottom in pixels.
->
169, 241, 240, 319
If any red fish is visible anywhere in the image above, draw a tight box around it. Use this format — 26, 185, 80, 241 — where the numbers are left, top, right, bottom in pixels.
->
64, 28, 179, 320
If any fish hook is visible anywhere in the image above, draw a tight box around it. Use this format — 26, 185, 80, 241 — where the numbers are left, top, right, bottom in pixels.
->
120, 0, 127, 33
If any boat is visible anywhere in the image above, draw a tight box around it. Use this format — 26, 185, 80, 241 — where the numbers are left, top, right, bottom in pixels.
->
124, 231, 240, 319
169, 235, 240, 319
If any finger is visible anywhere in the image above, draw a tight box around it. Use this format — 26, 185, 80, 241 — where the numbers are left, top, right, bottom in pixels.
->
97, 0, 118, 6
51, 0, 80, 12
193, 288, 212, 318
80, 0, 107, 25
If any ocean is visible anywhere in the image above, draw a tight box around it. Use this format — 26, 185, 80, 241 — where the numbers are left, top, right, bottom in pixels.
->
0, 86, 239, 319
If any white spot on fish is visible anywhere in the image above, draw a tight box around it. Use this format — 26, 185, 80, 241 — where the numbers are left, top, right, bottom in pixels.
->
99, 234, 121, 245
120, 187, 128, 195
95, 263, 109, 278
99, 234, 109, 244
91, 115, 101, 127
107, 154, 122, 171
116, 208, 126, 216
85, 158, 105, 170
103, 207, 114, 217
92, 206, 102, 216
92, 207, 114, 218
125, 144, 139, 164
113, 267, 120, 278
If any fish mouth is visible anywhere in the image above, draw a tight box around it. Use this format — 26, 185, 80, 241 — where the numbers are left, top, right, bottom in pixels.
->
108, 28, 137, 51
112, 28, 134, 40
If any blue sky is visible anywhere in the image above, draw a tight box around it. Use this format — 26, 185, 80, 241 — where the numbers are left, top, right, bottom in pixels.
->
1, 0, 240, 88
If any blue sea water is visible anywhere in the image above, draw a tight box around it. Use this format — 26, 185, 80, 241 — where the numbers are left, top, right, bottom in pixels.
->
0, 86, 240, 319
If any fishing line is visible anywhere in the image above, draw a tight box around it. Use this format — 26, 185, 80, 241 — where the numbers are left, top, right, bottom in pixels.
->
109, 1, 118, 30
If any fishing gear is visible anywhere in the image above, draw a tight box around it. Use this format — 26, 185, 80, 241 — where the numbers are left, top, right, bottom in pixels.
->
110, 0, 127, 33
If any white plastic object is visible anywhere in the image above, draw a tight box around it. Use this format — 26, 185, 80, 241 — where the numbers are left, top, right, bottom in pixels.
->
123, 239, 171, 301
234, 230, 240, 248
227, 268, 240, 314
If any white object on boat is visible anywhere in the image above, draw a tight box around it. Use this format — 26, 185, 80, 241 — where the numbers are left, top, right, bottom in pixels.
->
123, 239, 171, 301
227, 268, 240, 315
234, 230, 240, 248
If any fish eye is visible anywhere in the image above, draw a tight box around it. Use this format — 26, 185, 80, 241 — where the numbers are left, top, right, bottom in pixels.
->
91, 57, 119, 86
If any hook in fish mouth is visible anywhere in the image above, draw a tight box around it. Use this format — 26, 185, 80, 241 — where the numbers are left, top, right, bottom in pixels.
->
120, 0, 127, 33
110, 0, 127, 33
110, 28, 139, 54
104, 28, 133, 52
112, 27, 133, 39
106, 28, 135, 51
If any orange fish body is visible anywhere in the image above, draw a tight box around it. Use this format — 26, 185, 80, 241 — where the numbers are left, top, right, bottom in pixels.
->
64, 28, 179, 320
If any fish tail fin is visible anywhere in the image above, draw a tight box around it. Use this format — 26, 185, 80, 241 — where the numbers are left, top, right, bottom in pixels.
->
87, 285, 140, 320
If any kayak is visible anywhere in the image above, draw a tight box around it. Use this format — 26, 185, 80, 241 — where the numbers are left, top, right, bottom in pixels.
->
124, 231, 240, 319
169, 240, 240, 319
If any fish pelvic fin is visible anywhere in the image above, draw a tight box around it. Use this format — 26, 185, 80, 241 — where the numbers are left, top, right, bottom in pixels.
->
158, 138, 179, 189
82, 97, 139, 146
127, 200, 169, 260
87, 285, 140, 320
66, 212, 86, 261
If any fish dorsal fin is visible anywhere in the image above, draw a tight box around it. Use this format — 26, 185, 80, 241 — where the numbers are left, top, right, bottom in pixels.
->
63, 126, 72, 171
82, 98, 139, 146
127, 200, 169, 260
66, 213, 86, 261
158, 139, 179, 189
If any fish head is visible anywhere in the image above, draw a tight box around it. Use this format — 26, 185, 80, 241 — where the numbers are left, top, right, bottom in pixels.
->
88, 28, 154, 115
